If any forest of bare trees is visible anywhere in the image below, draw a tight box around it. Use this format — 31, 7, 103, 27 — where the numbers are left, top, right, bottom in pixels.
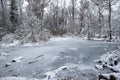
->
0, 0, 120, 42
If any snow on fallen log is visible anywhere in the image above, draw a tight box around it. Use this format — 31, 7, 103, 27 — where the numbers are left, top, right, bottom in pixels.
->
95, 50, 120, 72
12, 56, 23, 63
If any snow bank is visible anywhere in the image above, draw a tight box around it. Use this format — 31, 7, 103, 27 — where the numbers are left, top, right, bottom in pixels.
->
0, 77, 39, 80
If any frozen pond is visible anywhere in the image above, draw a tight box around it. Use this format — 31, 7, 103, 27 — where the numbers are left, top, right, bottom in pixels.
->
0, 38, 119, 79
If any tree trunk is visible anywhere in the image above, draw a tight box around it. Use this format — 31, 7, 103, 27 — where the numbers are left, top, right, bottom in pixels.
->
108, 0, 112, 41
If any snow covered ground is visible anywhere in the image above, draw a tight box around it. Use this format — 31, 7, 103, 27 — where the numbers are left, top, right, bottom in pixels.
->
0, 37, 120, 80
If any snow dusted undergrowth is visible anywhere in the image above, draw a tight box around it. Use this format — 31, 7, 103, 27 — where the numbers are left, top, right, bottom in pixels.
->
0, 36, 73, 48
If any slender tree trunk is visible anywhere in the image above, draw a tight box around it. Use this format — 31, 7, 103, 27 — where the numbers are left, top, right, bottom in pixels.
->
98, 7, 101, 38
93, 26, 95, 37
87, 22, 90, 40
108, 0, 112, 41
